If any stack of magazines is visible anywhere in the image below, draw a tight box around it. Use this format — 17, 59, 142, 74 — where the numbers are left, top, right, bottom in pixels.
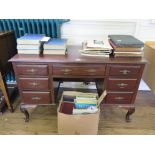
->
80, 39, 112, 57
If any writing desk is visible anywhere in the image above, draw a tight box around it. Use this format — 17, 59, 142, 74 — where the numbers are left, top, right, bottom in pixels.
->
9, 46, 146, 122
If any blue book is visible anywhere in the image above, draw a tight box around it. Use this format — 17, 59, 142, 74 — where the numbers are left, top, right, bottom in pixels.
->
44, 38, 67, 49
17, 34, 46, 45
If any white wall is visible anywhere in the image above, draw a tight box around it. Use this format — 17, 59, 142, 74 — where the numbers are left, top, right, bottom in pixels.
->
61, 19, 155, 45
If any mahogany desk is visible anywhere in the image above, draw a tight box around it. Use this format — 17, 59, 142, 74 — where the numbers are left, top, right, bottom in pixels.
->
9, 46, 147, 122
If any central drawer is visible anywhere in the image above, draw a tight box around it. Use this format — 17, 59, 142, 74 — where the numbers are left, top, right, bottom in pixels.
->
52, 65, 106, 76
19, 78, 49, 90
16, 64, 48, 76
22, 91, 50, 104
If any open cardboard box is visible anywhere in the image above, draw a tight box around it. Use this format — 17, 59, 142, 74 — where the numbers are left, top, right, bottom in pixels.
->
57, 90, 107, 135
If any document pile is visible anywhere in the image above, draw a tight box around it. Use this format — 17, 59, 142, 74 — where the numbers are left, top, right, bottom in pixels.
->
80, 38, 112, 57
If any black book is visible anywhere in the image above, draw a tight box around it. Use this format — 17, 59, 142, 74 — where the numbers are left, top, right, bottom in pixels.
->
108, 35, 144, 48
63, 95, 76, 102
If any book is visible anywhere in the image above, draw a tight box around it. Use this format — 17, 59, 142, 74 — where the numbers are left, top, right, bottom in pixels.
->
43, 49, 67, 55
43, 38, 68, 49
63, 95, 76, 102
114, 52, 143, 57
17, 49, 40, 54
108, 35, 144, 48
17, 34, 46, 44
59, 101, 75, 114
17, 44, 41, 50
109, 39, 143, 52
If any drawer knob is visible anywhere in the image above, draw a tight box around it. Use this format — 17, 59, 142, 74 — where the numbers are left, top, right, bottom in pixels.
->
27, 69, 37, 73
62, 68, 72, 75
117, 83, 128, 88
119, 70, 130, 75
62, 69, 72, 72
87, 69, 96, 73
32, 97, 41, 100
115, 97, 124, 100
30, 82, 39, 86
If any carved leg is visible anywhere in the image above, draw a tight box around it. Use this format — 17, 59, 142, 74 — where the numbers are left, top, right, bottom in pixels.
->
20, 105, 29, 122
126, 107, 135, 122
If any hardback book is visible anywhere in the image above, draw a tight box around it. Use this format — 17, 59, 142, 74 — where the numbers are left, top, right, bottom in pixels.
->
114, 52, 143, 57
17, 34, 46, 44
59, 101, 75, 114
108, 35, 144, 48
109, 39, 143, 52
43, 38, 68, 49
63, 95, 76, 102
43, 49, 67, 55
17, 49, 40, 54
17, 44, 41, 50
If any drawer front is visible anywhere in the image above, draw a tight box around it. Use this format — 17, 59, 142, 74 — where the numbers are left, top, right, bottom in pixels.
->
52, 65, 106, 76
16, 65, 48, 76
107, 78, 137, 91
19, 78, 49, 90
105, 92, 133, 104
22, 91, 50, 104
109, 65, 141, 77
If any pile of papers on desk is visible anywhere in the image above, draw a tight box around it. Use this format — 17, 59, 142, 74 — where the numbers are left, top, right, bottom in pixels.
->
80, 38, 112, 57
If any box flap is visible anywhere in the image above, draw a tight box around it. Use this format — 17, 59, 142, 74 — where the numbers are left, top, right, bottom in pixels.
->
97, 90, 107, 107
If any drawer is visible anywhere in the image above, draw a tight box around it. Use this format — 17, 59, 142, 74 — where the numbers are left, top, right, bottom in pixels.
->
109, 65, 141, 77
107, 78, 137, 91
16, 64, 48, 76
19, 78, 49, 90
105, 92, 134, 104
52, 65, 106, 76
22, 91, 50, 104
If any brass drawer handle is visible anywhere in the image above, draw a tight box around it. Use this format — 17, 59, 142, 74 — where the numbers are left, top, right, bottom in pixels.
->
63, 72, 69, 75
27, 69, 37, 73
61, 68, 72, 75
87, 69, 96, 73
30, 82, 39, 86
115, 97, 124, 100
117, 83, 128, 88
31, 97, 41, 100
119, 70, 130, 75
62, 69, 72, 72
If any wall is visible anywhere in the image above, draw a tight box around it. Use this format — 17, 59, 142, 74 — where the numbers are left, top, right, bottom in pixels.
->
61, 20, 155, 45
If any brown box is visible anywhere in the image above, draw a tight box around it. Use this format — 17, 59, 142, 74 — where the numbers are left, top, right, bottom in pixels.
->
143, 42, 155, 93
58, 91, 106, 135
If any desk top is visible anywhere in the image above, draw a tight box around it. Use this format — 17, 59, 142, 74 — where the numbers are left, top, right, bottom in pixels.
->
9, 45, 147, 64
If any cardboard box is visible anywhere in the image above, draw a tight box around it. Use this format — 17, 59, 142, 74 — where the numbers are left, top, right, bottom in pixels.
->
58, 91, 106, 135
143, 42, 155, 93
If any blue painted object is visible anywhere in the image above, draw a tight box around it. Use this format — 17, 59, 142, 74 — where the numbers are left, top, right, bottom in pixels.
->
0, 19, 70, 38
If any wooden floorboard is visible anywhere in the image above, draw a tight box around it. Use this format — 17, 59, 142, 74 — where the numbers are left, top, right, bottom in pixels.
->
0, 90, 155, 135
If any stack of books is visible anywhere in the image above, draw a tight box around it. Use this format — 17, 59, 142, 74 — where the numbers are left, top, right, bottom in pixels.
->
43, 38, 68, 55
108, 35, 144, 57
59, 91, 99, 115
80, 39, 112, 57
17, 34, 46, 54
